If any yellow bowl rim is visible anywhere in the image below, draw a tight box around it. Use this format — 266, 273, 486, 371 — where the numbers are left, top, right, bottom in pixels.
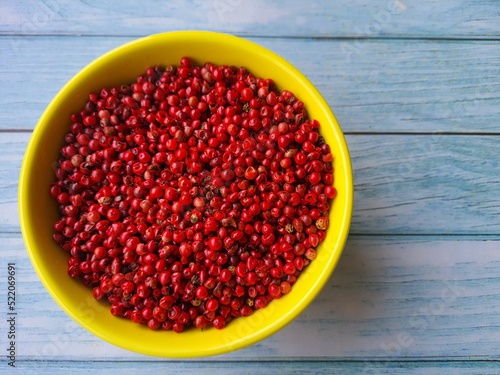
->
18, 30, 354, 357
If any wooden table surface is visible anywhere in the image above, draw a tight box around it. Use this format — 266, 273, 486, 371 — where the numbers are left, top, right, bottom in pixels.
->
1, 1, 500, 373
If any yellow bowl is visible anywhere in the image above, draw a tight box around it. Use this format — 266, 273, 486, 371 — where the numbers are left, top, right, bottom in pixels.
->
18, 31, 353, 358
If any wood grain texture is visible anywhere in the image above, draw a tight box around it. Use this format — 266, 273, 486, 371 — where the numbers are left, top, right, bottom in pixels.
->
350, 134, 500, 235
3, 233, 500, 361
1, 0, 499, 38
14, 360, 500, 375
1, 36, 499, 133
5, 133, 500, 234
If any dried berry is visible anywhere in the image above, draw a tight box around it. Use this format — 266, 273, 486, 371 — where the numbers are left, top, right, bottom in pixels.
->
49, 58, 337, 332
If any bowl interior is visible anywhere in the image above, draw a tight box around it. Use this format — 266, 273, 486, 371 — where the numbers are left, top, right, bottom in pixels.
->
19, 31, 353, 358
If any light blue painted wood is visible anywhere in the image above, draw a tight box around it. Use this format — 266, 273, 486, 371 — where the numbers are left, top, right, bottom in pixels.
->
1, 0, 499, 38
4, 234, 500, 361
14, 360, 500, 375
349, 134, 500, 234
5, 133, 500, 234
1, 36, 499, 133
0, 133, 24, 233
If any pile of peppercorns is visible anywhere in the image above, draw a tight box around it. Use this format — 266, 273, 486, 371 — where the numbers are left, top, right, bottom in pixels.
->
49, 58, 337, 332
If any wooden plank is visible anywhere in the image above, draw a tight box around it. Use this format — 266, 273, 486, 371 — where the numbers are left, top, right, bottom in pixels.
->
14, 360, 500, 375
0, 133, 23, 233
1, 1, 499, 38
7, 133, 500, 234
1, 36, 499, 133
350, 133, 500, 234
4, 233, 500, 360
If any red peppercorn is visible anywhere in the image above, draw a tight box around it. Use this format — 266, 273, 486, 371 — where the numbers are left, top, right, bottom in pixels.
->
50, 58, 336, 333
